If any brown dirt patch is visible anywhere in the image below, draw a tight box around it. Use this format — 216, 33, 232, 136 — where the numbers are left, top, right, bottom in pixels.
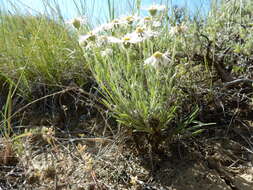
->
0, 121, 253, 190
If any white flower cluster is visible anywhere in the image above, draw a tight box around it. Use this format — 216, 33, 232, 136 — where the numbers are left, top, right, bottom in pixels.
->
71, 4, 169, 50
78, 19, 161, 49
68, 4, 188, 69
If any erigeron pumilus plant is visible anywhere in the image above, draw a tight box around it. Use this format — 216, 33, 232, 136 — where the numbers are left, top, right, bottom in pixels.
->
76, 4, 196, 150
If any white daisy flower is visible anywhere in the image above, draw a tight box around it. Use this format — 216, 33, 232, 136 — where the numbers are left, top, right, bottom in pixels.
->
123, 15, 136, 25
93, 18, 126, 33
122, 35, 143, 44
144, 51, 170, 69
135, 27, 159, 38
123, 27, 159, 44
119, 15, 140, 25
107, 35, 143, 45
78, 32, 97, 46
91, 21, 116, 34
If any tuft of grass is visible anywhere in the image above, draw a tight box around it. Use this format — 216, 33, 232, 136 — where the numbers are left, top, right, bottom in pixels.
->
0, 12, 89, 97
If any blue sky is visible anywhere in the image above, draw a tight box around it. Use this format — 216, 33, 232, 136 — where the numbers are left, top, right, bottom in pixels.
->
1, 0, 210, 24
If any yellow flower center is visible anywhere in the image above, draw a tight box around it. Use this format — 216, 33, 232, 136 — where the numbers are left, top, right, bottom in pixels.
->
123, 37, 131, 42
136, 27, 144, 33
125, 16, 133, 21
125, 16, 134, 24
153, 51, 163, 59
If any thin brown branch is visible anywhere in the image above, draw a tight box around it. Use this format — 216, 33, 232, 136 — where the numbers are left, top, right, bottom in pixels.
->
223, 78, 253, 88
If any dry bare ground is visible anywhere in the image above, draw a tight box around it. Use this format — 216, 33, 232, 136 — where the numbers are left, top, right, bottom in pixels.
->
1, 115, 253, 190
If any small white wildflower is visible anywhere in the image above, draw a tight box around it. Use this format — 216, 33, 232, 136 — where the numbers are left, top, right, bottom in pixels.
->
144, 51, 170, 69
144, 4, 166, 16
122, 27, 158, 44
122, 33, 147, 45
123, 15, 136, 25
107, 35, 142, 45
93, 19, 124, 33
95, 15, 140, 32
78, 32, 97, 46
135, 27, 145, 34
108, 35, 141, 48
119, 15, 140, 25
134, 27, 159, 38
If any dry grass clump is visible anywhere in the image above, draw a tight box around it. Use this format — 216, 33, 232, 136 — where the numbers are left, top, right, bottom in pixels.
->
0, 139, 18, 167
2, 123, 252, 189
8, 126, 139, 189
